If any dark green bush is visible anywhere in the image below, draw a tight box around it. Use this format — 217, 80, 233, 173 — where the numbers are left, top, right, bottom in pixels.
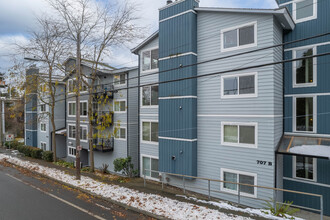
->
16, 145, 43, 159
113, 156, 138, 177
42, 151, 53, 162
6, 141, 24, 150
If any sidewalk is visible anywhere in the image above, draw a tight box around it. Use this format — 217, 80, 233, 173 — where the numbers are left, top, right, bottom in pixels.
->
0, 148, 306, 220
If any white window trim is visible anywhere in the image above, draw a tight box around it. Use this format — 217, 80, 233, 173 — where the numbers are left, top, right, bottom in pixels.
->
68, 101, 76, 117
113, 99, 127, 113
220, 168, 257, 198
293, 0, 317, 24
40, 104, 47, 113
114, 123, 127, 141
141, 120, 159, 145
113, 73, 127, 87
68, 146, 76, 158
292, 46, 317, 88
140, 47, 159, 74
292, 95, 317, 133
68, 124, 76, 140
80, 125, 88, 143
141, 85, 159, 108
220, 21, 257, 53
40, 122, 47, 133
140, 154, 159, 181
292, 156, 317, 182
40, 141, 47, 150
221, 122, 258, 148
67, 79, 75, 94
80, 100, 88, 118
221, 72, 258, 99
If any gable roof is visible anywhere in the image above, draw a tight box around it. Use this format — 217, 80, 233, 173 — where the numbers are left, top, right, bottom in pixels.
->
131, 31, 159, 54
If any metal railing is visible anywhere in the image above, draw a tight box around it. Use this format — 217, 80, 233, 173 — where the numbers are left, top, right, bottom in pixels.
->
143, 169, 324, 220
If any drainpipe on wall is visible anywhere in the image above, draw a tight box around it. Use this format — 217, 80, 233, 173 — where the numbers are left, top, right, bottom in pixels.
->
137, 55, 141, 176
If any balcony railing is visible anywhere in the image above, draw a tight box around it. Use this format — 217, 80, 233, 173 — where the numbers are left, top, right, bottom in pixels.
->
92, 137, 114, 152
93, 84, 114, 101
91, 111, 113, 127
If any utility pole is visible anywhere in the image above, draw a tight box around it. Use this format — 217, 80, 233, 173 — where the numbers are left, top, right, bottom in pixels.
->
75, 33, 81, 180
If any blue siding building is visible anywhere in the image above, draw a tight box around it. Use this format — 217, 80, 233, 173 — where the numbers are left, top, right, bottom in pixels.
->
277, 0, 330, 216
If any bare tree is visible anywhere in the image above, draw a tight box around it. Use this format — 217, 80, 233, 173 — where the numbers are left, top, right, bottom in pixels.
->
19, 17, 68, 162
47, 0, 143, 175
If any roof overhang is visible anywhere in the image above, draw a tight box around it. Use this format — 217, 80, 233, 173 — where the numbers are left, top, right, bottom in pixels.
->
195, 7, 295, 30
276, 135, 330, 160
131, 31, 159, 54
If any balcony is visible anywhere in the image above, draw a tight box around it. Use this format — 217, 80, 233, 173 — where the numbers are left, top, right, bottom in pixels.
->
93, 85, 114, 102
93, 137, 114, 152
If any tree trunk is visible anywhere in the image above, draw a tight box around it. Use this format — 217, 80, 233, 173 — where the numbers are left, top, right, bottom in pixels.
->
75, 33, 81, 180
88, 90, 94, 172
49, 67, 57, 162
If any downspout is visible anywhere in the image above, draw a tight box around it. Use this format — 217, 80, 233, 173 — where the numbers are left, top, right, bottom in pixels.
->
137, 55, 141, 176
127, 71, 129, 158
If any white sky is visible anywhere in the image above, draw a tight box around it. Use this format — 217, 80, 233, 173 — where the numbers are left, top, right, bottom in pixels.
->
0, 0, 278, 73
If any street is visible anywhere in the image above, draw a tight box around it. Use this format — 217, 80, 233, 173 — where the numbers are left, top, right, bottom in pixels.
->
0, 163, 150, 220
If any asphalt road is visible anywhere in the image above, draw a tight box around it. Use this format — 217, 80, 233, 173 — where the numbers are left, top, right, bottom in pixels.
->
0, 163, 150, 220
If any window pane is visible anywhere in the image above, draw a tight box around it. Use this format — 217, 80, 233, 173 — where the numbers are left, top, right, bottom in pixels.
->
239, 174, 255, 195
143, 157, 151, 176
296, 0, 314, 20
143, 122, 150, 141
151, 86, 158, 105
151, 49, 159, 69
142, 87, 151, 106
296, 156, 314, 180
120, 74, 126, 84
114, 75, 120, 85
224, 172, 237, 191
296, 97, 313, 131
223, 77, 238, 95
120, 128, 126, 139
224, 125, 238, 143
151, 158, 159, 179
239, 75, 255, 95
239, 25, 254, 46
114, 101, 120, 112
120, 101, 126, 111
151, 122, 158, 142
224, 29, 238, 49
142, 51, 151, 71
239, 126, 255, 145
296, 48, 313, 84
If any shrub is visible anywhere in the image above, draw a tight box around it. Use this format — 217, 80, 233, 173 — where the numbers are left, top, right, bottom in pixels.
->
113, 157, 137, 177
6, 141, 24, 150
81, 167, 90, 172
14, 145, 43, 159
42, 151, 53, 162
263, 200, 299, 218
54, 160, 74, 168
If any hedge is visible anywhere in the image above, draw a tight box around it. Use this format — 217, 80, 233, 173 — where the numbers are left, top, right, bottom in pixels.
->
42, 151, 53, 162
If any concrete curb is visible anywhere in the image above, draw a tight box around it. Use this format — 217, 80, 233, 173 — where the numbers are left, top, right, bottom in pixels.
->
4, 160, 169, 220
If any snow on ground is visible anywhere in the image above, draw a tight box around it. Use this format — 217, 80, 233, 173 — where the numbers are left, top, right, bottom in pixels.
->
177, 196, 304, 220
289, 145, 330, 159
0, 154, 251, 220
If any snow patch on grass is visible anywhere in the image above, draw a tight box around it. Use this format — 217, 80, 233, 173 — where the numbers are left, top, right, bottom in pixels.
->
0, 154, 252, 220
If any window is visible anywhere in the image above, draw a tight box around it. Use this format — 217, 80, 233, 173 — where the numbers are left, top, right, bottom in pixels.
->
68, 79, 76, 93
222, 122, 257, 148
221, 73, 257, 98
142, 48, 159, 71
294, 97, 316, 132
114, 100, 126, 112
142, 121, 158, 143
293, 47, 316, 87
40, 123, 46, 132
68, 102, 76, 116
293, 0, 317, 23
80, 126, 88, 141
142, 155, 159, 180
68, 125, 76, 139
68, 146, 76, 157
40, 142, 46, 151
293, 156, 316, 181
80, 102, 88, 116
114, 126, 126, 140
142, 85, 158, 106
221, 169, 257, 197
221, 22, 257, 51
114, 74, 126, 86
40, 104, 46, 112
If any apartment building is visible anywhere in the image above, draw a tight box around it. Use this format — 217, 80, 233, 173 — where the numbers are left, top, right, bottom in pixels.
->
276, 0, 330, 215
132, 0, 294, 208
63, 58, 139, 171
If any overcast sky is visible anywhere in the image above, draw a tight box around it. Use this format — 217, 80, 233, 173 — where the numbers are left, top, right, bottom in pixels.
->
0, 0, 278, 73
